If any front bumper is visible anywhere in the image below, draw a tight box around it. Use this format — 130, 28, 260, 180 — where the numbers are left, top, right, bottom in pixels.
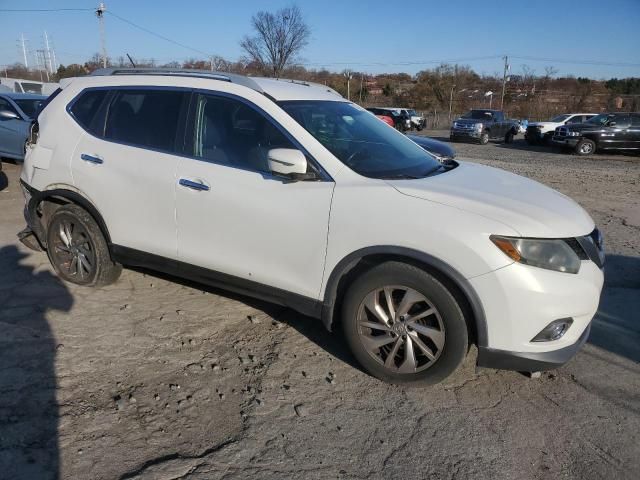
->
450, 129, 481, 139
477, 322, 591, 371
552, 136, 579, 147
470, 259, 604, 371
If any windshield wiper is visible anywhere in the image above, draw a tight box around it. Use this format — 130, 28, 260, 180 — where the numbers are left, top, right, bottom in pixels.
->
379, 173, 423, 180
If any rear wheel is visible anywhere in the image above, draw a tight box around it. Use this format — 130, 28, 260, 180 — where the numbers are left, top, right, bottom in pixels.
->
341, 262, 468, 385
46, 204, 121, 287
575, 138, 596, 155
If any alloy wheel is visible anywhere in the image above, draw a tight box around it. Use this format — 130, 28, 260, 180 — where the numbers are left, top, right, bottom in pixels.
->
50, 217, 95, 280
580, 142, 594, 154
356, 286, 445, 373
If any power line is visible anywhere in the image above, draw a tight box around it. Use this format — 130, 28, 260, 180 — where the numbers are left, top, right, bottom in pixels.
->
105, 10, 212, 58
0, 8, 94, 12
510, 55, 640, 68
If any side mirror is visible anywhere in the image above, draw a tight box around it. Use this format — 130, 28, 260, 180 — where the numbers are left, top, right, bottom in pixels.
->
268, 148, 317, 181
0, 109, 20, 121
607, 121, 617, 127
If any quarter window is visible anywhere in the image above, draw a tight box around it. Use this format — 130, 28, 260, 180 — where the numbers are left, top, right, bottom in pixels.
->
104, 89, 186, 153
191, 93, 295, 173
69, 89, 108, 135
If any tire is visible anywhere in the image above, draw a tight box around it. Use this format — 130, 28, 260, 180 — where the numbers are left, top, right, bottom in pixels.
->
479, 132, 489, 145
46, 204, 122, 287
341, 262, 468, 385
575, 138, 596, 156
504, 131, 514, 144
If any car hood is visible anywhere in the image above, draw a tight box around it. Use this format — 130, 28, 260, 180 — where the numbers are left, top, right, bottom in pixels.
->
387, 161, 594, 238
454, 118, 484, 125
406, 134, 456, 159
529, 121, 557, 128
563, 122, 599, 131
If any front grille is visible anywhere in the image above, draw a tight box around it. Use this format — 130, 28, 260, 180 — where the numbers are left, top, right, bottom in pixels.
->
575, 228, 605, 268
556, 127, 568, 137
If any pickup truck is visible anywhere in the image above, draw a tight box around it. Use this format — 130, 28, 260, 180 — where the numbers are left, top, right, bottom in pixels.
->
525, 113, 596, 145
552, 112, 640, 155
450, 109, 519, 145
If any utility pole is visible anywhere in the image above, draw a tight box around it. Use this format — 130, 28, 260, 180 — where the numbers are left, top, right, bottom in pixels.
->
344, 70, 353, 101
96, 3, 107, 68
359, 73, 363, 103
448, 84, 456, 123
500, 55, 509, 110
20, 34, 29, 68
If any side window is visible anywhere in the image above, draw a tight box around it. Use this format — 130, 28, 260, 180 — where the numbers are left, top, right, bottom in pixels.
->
191, 93, 295, 173
69, 89, 108, 135
611, 115, 630, 128
567, 116, 583, 124
631, 114, 640, 127
0, 98, 18, 115
105, 89, 186, 153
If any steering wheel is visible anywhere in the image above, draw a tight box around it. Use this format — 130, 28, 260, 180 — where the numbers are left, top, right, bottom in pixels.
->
345, 146, 368, 166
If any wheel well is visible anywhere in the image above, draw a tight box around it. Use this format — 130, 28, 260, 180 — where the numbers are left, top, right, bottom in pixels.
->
31, 190, 112, 251
325, 253, 480, 346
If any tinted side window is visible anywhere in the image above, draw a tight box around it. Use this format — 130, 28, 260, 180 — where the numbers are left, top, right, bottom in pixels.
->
105, 89, 186, 153
611, 115, 630, 128
69, 90, 108, 135
0, 98, 19, 115
567, 116, 583, 124
191, 93, 294, 173
631, 114, 640, 127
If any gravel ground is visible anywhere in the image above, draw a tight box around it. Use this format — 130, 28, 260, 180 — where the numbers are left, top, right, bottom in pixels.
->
1, 133, 639, 480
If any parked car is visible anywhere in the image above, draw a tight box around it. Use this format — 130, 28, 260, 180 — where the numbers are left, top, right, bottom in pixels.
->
399, 108, 425, 131
367, 107, 407, 131
406, 134, 456, 162
366, 108, 395, 128
0, 92, 47, 161
526, 113, 597, 145
20, 68, 604, 385
450, 109, 519, 145
552, 112, 640, 155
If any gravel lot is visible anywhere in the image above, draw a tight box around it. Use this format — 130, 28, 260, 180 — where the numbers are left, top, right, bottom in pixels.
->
1, 133, 639, 480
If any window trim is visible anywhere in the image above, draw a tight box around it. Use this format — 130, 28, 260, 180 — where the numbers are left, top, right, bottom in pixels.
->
66, 85, 333, 182
184, 89, 333, 182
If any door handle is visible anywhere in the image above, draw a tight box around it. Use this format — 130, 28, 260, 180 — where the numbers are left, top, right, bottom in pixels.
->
179, 178, 210, 191
81, 153, 103, 165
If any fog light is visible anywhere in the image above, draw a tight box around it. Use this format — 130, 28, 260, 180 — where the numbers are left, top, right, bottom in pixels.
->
531, 318, 573, 342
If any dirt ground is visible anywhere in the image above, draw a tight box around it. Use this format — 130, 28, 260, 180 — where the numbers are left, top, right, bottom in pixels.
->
1, 133, 639, 480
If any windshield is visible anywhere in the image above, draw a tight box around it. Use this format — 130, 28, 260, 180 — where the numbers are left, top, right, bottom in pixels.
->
278, 101, 441, 179
462, 110, 493, 120
14, 99, 43, 119
407, 109, 417, 115
585, 114, 612, 126
551, 114, 571, 122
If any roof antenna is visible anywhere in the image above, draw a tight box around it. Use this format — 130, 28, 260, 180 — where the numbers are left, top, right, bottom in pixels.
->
126, 53, 136, 68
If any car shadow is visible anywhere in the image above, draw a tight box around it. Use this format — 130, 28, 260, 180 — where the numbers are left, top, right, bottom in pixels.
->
589, 254, 640, 363
125, 266, 363, 372
0, 245, 73, 480
0, 170, 8, 191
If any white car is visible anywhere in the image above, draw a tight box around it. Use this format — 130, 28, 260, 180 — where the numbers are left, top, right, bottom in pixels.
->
20, 68, 604, 384
526, 113, 597, 144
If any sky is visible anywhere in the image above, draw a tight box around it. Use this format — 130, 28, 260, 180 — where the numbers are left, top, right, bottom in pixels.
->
1, 0, 639, 79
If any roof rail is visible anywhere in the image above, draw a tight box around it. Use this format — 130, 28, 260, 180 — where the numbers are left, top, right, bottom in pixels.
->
89, 68, 264, 93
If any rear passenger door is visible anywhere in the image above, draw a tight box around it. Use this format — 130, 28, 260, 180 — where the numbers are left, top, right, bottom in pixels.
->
71, 87, 188, 259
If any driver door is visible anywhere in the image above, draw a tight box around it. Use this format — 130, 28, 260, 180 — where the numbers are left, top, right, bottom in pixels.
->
175, 92, 334, 300
0, 97, 29, 158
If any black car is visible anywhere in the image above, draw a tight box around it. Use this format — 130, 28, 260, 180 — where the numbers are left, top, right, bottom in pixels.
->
406, 134, 456, 162
552, 112, 640, 155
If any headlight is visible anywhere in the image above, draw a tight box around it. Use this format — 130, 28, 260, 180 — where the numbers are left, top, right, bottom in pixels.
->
490, 235, 581, 274
475, 123, 483, 131
567, 131, 581, 136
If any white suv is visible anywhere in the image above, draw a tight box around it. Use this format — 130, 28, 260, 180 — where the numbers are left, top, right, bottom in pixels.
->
20, 68, 605, 384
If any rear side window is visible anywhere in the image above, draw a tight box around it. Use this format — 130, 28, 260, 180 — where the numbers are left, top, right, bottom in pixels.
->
104, 89, 186, 153
631, 114, 640, 127
69, 89, 108, 135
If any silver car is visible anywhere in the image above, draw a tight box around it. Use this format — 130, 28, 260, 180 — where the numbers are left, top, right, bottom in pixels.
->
0, 92, 47, 161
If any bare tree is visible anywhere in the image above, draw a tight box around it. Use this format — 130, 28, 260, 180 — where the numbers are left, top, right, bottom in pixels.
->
240, 5, 310, 77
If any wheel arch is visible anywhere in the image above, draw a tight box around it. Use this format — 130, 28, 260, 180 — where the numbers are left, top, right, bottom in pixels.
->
321, 246, 488, 347
25, 183, 112, 250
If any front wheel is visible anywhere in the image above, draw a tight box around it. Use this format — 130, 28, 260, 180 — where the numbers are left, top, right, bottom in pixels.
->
575, 138, 596, 155
46, 204, 122, 287
479, 132, 489, 145
341, 262, 468, 385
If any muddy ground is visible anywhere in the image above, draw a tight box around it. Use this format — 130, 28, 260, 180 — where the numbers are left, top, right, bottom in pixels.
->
1, 133, 639, 480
